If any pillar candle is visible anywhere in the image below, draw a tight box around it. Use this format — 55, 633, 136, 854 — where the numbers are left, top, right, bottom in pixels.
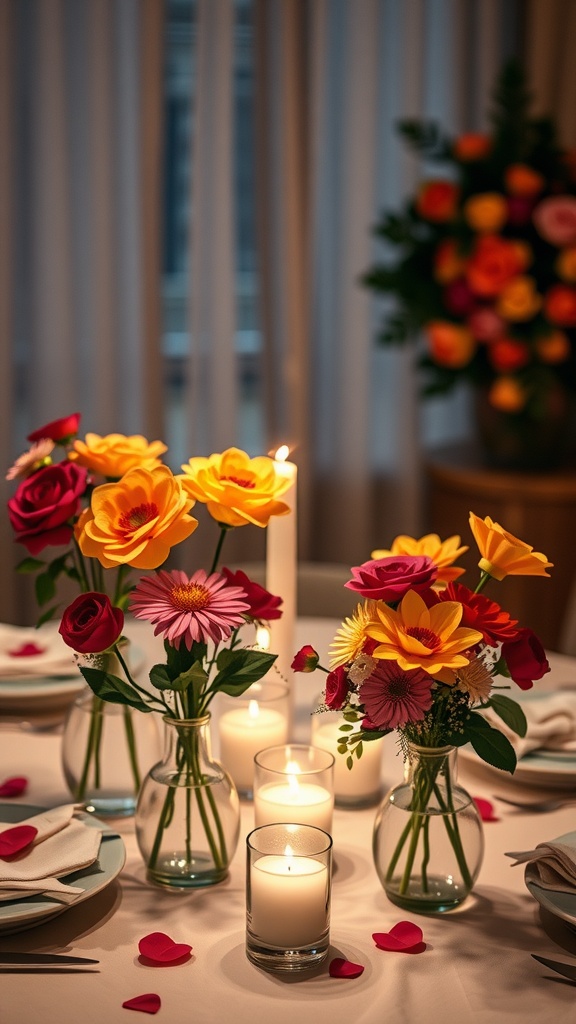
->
249, 850, 328, 947
266, 447, 297, 723
219, 700, 288, 793
254, 774, 334, 833
311, 716, 383, 806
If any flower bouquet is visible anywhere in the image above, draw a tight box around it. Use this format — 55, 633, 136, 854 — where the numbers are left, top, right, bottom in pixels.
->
293, 513, 552, 910
362, 60, 576, 468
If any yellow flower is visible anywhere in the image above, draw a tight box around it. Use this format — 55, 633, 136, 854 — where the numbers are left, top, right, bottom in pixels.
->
496, 275, 541, 321
70, 433, 167, 477
366, 590, 483, 677
76, 466, 198, 569
468, 511, 552, 581
371, 533, 468, 586
455, 656, 493, 703
329, 600, 380, 668
488, 376, 527, 413
463, 192, 507, 233
179, 447, 291, 527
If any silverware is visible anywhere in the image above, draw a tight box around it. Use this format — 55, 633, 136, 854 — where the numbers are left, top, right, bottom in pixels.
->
496, 795, 576, 813
0, 953, 99, 966
532, 954, 576, 983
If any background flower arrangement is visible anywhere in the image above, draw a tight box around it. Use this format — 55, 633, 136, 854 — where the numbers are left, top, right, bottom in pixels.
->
362, 60, 576, 466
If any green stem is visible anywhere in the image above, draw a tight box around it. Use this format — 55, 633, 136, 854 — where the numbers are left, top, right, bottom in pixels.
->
123, 707, 141, 791
209, 526, 229, 575
75, 695, 104, 800
474, 570, 493, 594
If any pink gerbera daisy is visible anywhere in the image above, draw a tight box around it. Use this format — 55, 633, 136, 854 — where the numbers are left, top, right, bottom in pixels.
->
360, 661, 434, 729
129, 569, 250, 648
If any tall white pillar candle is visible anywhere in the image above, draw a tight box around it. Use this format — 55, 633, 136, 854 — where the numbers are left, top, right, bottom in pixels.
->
250, 852, 328, 947
266, 447, 297, 725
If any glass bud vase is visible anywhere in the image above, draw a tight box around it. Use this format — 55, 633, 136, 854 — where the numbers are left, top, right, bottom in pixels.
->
135, 714, 241, 889
373, 744, 484, 913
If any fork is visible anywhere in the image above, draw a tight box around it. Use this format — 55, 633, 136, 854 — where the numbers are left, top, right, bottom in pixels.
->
495, 795, 576, 812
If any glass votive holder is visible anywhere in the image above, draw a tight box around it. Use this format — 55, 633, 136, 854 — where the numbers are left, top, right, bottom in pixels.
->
246, 822, 332, 972
253, 744, 335, 833
217, 682, 289, 798
311, 705, 383, 808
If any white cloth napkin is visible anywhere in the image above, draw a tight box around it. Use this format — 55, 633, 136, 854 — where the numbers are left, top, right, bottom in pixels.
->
506, 831, 576, 893
483, 690, 576, 759
0, 804, 102, 903
0, 622, 77, 678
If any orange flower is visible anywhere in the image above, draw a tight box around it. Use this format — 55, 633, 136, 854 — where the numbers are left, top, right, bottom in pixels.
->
70, 433, 167, 477
496, 275, 541, 321
415, 181, 459, 223
468, 512, 552, 581
371, 533, 468, 586
452, 133, 491, 162
76, 466, 198, 569
556, 247, 576, 283
543, 284, 576, 327
488, 376, 527, 413
425, 321, 476, 369
463, 193, 507, 233
534, 330, 571, 364
433, 239, 466, 284
487, 338, 531, 374
504, 163, 545, 197
466, 235, 523, 298
179, 447, 291, 528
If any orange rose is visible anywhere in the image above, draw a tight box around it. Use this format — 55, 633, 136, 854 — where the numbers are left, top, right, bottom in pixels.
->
425, 321, 476, 369
487, 338, 531, 373
556, 246, 576, 282
534, 330, 571, 364
496, 275, 541, 321
504, 164, 545, 197
70, 433, 167, 477
466, 235, 523, 298
433, 239, 466, 284
415, 181, 459, 223
452, 133, 491, 162
463, 193, 507, 233
487, 376, 527, 413
543, 284, 576, 326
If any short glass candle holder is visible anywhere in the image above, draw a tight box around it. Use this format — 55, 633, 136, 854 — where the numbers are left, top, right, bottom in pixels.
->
253, 744, 334, 834
311, 702, 383, 808
246, 822, 332, 972
217, 682, 289, 799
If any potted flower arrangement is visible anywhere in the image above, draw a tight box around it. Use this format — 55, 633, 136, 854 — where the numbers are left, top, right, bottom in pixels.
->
293, 513, 552, 912
362, 60, 576, 469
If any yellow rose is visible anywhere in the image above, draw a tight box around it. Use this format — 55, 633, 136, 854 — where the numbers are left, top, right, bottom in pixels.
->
76, 465, 198, 569
496, 275, 541, 321
556, 246, 576, 283
178, 447, 290, 527
534, 330, 571, 364
468, 511, 552, 581
488, 376, 527, 413
70, 433, 167, 477
463, 193, 507, 233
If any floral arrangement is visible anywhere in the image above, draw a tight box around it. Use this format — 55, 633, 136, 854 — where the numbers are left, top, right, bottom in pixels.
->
362, 61, 576, 442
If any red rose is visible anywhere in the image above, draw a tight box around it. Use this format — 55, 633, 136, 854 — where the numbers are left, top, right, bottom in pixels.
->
291, 645, 319, 673
8, 462, 88, 554
221, 568, 283, 621
27, 413, 81, 444
325, 665, 349, 710
345, 555, 437, 603
501, 628, 549, 690
59, 592, 124, 654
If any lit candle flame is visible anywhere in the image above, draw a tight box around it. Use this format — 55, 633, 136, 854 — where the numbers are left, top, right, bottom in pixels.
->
274, 444, 290, 463
248, 699, 260, 720
255, 625, 270, 651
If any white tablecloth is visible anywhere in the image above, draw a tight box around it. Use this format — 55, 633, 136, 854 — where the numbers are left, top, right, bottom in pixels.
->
1, 618, 576, 1024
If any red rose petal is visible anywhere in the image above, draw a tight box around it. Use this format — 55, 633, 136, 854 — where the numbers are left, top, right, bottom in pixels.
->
0, 776, 28, 798
8, 642, 46, 657
0, 824, 38, 858
122, 994, 161, 1015
329, 957, 365, 978
473, 797, 499, 822
373, 920, 426, 953
138, 932, 193, 964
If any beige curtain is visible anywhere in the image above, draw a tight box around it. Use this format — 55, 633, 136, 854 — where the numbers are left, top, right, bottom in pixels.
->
524, 0, 576, 147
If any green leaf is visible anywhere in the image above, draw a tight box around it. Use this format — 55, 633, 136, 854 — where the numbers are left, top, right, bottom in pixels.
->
16, 557, 45, 574
46, 554, 71, 580
36, 606, 59, 627
171, 662, 208, 694
346, 755, 354, 770
486, 694, 527, 738
80, 667, 152, 713
149, 664, 174, 691
464, 713, 517, 774
35, 572, 56, 606
212, 649, 277, 696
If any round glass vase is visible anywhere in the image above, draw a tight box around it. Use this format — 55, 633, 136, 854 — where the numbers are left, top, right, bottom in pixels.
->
372, 744, 484, 914
135, 714, 241, 889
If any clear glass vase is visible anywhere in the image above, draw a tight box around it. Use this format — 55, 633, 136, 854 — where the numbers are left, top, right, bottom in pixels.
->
135, 714, 241, 889
373, 744, 484, 913
61, 689, 161, 818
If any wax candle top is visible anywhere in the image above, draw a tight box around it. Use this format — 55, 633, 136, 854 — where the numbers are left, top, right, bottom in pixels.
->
255, 850, 326, 877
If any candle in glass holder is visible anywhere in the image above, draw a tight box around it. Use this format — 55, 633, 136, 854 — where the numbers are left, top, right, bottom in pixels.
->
253, 744, 334, 833
217, 683, 289, 797
311, 710, 383, 807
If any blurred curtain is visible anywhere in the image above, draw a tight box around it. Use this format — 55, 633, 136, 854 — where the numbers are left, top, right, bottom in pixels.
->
0, 0, 164, 623
523, 0, 576, 147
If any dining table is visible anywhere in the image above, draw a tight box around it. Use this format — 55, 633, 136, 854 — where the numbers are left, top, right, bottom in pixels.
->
1, 616, 575, 1024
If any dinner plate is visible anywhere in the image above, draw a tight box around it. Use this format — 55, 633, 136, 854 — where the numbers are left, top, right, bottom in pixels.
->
525, 861, 576, 932
0, 804, 125, 935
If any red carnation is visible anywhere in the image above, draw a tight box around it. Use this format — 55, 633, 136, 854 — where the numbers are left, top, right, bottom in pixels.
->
435, 582, 519, 646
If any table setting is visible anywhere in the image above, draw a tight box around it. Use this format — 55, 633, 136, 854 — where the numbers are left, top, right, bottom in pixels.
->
1, 415, 576, 1022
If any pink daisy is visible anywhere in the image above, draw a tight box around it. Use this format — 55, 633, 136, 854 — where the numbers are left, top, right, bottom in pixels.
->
360, 662, 434, 729
129, 568, 250, 648
6, 438, 55, 481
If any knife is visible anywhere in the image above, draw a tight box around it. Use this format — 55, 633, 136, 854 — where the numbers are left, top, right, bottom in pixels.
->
0, 953, 99, 966
532, 954, 576, 983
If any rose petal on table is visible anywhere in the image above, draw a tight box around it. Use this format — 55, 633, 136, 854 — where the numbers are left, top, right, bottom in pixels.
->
122, 994, 161, 1015
473, 797, 499, 822
329, 957, 365, 978
138, 932, 193, 964
373, 920, 426, 953
8, 642, 46, 657
0, 824, 38, 858
0, 776, 28, 798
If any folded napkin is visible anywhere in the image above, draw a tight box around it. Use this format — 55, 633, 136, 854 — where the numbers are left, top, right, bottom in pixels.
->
482, 691, 576, 759
506, 831, 576, 893
0, 804, 102, 903
0, 622, 77, 679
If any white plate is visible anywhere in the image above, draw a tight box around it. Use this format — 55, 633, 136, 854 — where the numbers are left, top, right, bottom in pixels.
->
0, 804, 125, 935
525, 860, 576, 931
